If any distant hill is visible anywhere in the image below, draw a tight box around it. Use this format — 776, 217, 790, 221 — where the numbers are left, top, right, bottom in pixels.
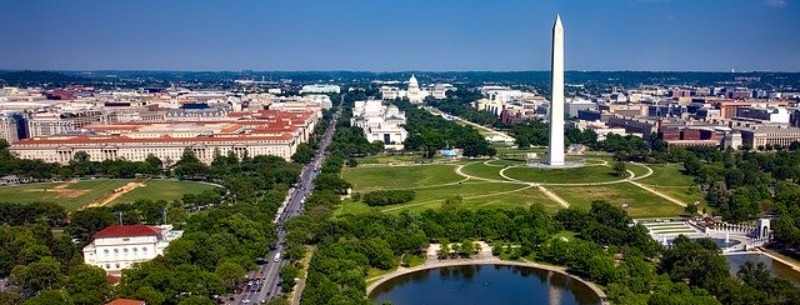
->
0, 71, 89, 87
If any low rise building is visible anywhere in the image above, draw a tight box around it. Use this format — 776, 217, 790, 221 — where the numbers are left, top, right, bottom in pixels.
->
739, 127, 800, 149
300, 84, 340, 94
83, 225, 183, 274
11, 110, 316, 164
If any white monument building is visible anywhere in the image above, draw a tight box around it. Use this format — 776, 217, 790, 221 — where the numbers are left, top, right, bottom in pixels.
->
351, 100, 408, 150
547, 15, 566, 166
380, 75, 431, 104
83, 224, 184, 274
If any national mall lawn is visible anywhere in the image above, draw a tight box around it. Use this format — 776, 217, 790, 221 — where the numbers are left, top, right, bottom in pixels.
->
336, 152, 702, 219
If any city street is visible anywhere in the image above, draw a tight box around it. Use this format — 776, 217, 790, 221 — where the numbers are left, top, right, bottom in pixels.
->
232, 103, 341, 305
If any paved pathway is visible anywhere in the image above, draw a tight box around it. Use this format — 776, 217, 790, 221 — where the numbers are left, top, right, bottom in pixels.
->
627, 180, 687, 207
537, 185, 570, 208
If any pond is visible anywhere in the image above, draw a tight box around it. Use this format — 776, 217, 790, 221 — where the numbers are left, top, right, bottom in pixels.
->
726, 253, 800, 285
369, 264, 601, 305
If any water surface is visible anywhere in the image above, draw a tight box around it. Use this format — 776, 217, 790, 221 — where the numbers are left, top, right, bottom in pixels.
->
370, 264, 601, 305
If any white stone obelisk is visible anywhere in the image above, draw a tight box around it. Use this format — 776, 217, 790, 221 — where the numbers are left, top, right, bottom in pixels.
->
547, 15, 565, 166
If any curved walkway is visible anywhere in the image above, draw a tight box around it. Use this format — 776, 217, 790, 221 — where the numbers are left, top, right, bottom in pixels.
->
365, 256, 607, 302
356, 160, 687, 213
497, 164, 635, 187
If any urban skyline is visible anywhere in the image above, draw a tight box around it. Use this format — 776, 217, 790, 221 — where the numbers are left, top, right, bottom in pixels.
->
1, 0, 798, 72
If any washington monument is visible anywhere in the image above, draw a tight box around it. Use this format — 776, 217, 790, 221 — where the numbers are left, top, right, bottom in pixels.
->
547, 14, 565, 166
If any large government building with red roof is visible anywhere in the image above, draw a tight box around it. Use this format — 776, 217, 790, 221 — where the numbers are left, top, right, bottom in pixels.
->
10, 109, 317, 164
83, 224, 183, 274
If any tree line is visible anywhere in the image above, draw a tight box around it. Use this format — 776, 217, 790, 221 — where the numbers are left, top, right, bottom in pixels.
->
360, 190, 415, 207
394, 99, 496, 158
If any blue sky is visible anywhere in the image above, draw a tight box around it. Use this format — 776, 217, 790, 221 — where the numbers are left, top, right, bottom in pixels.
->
1, 0, 798, 71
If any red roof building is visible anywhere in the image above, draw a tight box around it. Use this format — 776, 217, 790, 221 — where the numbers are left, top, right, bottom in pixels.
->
94, 225, 161, 239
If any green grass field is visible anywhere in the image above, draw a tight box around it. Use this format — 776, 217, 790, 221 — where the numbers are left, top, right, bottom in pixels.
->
0, 179, 132, 211
113, 180, 218, 204
340, 182, 532, 215
343, 165, 465, 191
461, 163, 511, 181
548, 183, 685, 218
639, 164, 695, 186
627, 163, 652, 177
502, 165, 624, 184
339, 155, 695, 219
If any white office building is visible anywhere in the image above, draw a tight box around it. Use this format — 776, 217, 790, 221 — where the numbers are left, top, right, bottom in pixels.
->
83, 224, 183, 274
300, 84, 341, 94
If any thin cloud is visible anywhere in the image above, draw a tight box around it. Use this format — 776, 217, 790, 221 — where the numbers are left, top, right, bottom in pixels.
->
765, 0, 787, 7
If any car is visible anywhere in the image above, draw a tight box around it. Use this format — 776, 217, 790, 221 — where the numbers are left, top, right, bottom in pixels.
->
242, 299, 250, 303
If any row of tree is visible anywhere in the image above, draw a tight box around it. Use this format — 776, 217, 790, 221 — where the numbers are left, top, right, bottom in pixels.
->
361, 190, 416, 207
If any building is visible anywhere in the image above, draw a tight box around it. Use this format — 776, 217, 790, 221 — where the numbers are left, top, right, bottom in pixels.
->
380, 75, 431, 103
10, 110, 316, 165
607, 116, 658, 140
351, 100, 407, 150
0, 114, 20, 143
28, 110, 107, 137
83, 225, 183, 274
429, 84, 455, 99
708, 99, 791, 120
299, 84, 340, 94
735, 106, 790, 124
648, 104, 687, 118
739, 127, 800, 149
565, 98, 595, 119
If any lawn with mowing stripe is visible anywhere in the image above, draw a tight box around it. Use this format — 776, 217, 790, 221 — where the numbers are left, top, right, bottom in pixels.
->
0, 179, 132, 211
548, 183, 685, 218
503, 165, 623, 184
113, 180, 218, 204
343, 165, 464, 191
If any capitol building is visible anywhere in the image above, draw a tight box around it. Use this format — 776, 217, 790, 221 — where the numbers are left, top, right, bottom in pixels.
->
381, 74, 444, 104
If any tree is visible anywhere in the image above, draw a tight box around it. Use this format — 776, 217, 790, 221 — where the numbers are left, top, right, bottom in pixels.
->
291, 143, 315, 165
177, 296, 215, 305
215, 261, 246, 290
132, 286, 166, 305
22, 290, 73, 305
460, 240, 475, 257
612, 161, 627, 177
66, 265, 111, 305
346, 158, 358, 168
441, 195, 463, 212
145, 154, 163, 174
279, 265, 299, 293
11, 257, 65, 294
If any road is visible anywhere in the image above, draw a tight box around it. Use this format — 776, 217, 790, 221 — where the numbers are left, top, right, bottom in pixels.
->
232, 104, 342, 305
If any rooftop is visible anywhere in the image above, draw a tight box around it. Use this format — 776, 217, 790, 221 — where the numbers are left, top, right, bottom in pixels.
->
94, 225, 161, 239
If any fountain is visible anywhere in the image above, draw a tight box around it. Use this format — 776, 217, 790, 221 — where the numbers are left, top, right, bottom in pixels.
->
726, 232, 730, 244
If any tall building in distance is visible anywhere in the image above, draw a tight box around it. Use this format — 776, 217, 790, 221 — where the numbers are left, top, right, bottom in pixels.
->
547, 15, 566, 166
